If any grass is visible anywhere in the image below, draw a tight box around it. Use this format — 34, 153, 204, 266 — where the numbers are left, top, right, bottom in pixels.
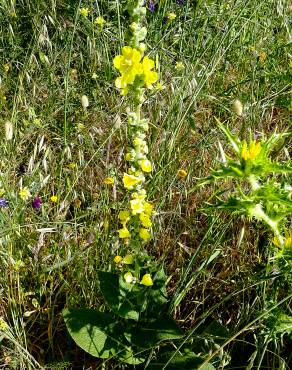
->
0, 0, 291, 369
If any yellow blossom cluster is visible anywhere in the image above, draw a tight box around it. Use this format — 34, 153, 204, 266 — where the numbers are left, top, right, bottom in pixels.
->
113, 46, 158, 95
241, 140, 262, 161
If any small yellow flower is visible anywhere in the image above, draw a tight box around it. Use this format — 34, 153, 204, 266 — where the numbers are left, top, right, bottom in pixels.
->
130, 198, 144, 215
104, 177, 114, 185
139, 228, 151, 240
0, 189, 5, 197
123, 254, 134, 264
19, 187, 31, 201
80, 7, 89, 17
113, 46, 143, 88
140, 273, 153, 286
68, 162, 77, 170
142, 56, 158, 89
156, 82, 165, 91
259, 51, 267, 62
140, 159, 152, 173
118, 228, 131, 239
118, 210, 130, 222
175, 62, 184, 71
3, 64, 10, 73
139, 212, 152, 228
124, 272, 134, 283
0, 318, 8, 331
241, 140, 262, 161
133, 137, 144, 147
143, 202, 154, 216
123, 173, 141, 190
114, 255, 123, 264
50, 195, 58, 203
95, 16, 106, 27
177, 169, 188, 178
167, 12, 176, 21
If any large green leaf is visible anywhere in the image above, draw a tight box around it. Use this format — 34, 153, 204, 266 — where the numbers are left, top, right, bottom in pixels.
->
148, 348, 216, 370
63, 308, 127, 358
128, 316, 183, 349
98, 271, 140, 321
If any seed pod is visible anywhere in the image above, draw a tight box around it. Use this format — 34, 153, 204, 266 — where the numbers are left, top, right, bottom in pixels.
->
81, 95, 89, 109
232, 99, 243, 116
5, 121, 13, 140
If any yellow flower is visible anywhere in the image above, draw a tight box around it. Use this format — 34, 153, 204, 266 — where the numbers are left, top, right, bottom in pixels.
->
68, 162, 77, 170
167, 12, 176, 21
177, 169, 188, 178
130, 198, 144, 215
140, 273, 153, 286
50, 195, 58, 203
139, 212, 152, 228
3, 64, 10, 73
123, 254, 134, 264
118, 210, 130, 223
133, 137, 144, 147
104, 177, 114, 185
113, 46, 143, 87
175, 62, 184, 71
95, 16, 106, 27
124, 272, 134, 283
142, 56, 158, 89
0, 189, 5, 197
143, 202, 153, 216
156, 82, 165, 91
80, 7, 89, 17
259, 51, 267, 62
118, 228, 131, 239
140, 159, 152, 173
139, 228, 151, 240
241, 140, 262, 161
123, 173, 141, 190
114, 255, 123, 264
0, 318, 8, 331
125, 152, 135, 161
19, 187, 31, 201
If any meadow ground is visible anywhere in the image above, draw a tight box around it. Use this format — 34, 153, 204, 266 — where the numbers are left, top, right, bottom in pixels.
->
0, 0, 291, 369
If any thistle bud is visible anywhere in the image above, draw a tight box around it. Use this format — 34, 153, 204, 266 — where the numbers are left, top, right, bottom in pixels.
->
5, 121, 13, 140
232, 99, 243, 116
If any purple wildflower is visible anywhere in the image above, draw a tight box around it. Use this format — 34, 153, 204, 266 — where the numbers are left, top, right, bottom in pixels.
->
32, 197, 42, 210
177, 0, 185, 5
149, 0, 155, 12
0, 199, 8, 207
162, 16, 169, 24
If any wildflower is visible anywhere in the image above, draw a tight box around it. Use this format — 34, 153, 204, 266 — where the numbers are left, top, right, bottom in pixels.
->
123, 173, 141, 190
81, 95, 89, 109
95, 16, 106, 27
0, 199, 8, 207
140, 212, 152, 228
232, 99, 243, 116
0, 189, 5, 197
175, 62, 184, 71
133, 137, 144, 147
140, 159, 152, 172
3, 64, 10, 73
68, 162, 77, 170
139, 228, 151, 240
104, 177, 114, 185
113, 46, 143, 88
124, 272, 134, 283
5, 121, 13, 140
177, 0, 185, 5
80, 7, 89, 17
118, 210, 130, 223
50, 195, 58, 203
114, 255, 123, 264
32, 197, 42, 210
19, 187, 31, 201
130, 198, 144, 214
143, 202, 154, 215
123, 254, 134, 264
125, 152, 135, 161
259, 51, 267, 62
0, 318, 8, 331
118, 227, 131, 239
167, 12, 176, 21
142, 56, 158, 89
140, 273, 153, 286
177, 169, 188, 178
241, 140, 262, 161
148, 0, 155, 13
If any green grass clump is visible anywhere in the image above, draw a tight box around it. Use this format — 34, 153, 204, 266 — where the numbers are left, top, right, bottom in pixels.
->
0, 0, 291, 369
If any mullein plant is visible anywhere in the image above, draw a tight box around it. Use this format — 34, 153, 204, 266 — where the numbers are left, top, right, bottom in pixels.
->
197, 120, 292, 342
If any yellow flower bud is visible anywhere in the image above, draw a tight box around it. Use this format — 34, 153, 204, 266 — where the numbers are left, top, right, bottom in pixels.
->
123, 254, 134, 264
140, 274, 153, 286
114, 255, 122, 264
